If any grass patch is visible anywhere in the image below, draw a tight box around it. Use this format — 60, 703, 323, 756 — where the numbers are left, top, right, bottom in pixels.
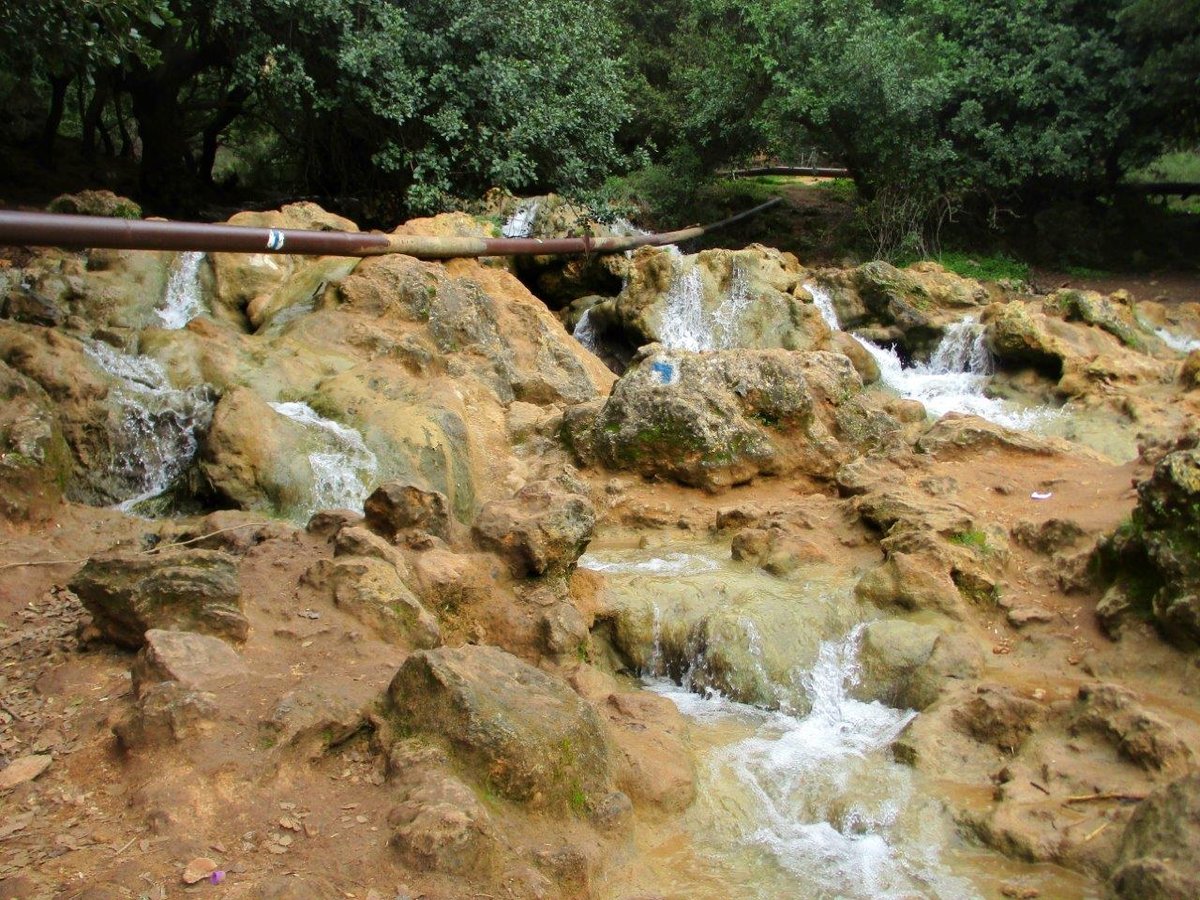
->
936, 251, 1030, 283
1064, 265, 1111, 279
948, 529, 992, 554
1128, 150, 1200, 214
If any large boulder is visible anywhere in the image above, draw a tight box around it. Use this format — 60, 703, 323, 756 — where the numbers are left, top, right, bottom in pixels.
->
851, 619, 983, 710
984, 301, 1068, 377
1110, 772, 1200, 900
130, 628, 248, 697
385, 645, 612, 808
69, 550, 248, 648
364, 480, 452, 542
472, 480, 596, 576
564, 347, 861, 491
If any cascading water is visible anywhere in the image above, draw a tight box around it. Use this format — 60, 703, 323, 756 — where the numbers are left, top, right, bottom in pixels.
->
157, 251, 206, 329
82, 339, 213, 511
588, 543, 1087, 899
268, 401, 378, 520
502, 199, 541, 238
572, 308, 601, 353
658, 260, 751, 352
1155, 326, 1200, 354
806, 283, 1052, 431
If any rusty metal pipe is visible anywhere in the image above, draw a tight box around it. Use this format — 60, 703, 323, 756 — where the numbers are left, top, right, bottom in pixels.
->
0, 198, 781, 259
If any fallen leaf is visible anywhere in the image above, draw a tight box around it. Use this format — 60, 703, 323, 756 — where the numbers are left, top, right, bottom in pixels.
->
0, 754, 52, 790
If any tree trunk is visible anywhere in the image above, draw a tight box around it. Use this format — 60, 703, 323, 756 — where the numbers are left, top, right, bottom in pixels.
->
82, 82, 109, 162
129, 78, 196, 213
199, 85, 251, 183
39, 75, 71, 167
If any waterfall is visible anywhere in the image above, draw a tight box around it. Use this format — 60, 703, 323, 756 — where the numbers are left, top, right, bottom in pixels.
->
658, 260, 750, 352
805, 282, 1051, 431
157, 251, 206, 329
82, 339, 214, 511
268, 402, 378, 519
502, 199, 541, 238
572, 308, 601, 353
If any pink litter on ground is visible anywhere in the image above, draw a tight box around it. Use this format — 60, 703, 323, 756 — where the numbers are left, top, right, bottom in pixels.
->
210, 871, 226, 885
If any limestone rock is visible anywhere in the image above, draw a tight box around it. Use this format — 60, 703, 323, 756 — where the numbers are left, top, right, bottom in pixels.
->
364, 480, 452, 542
951, 684, 1044, 752
303, 557, 439, 649
984, 302, 1067, 377
0, 360, 70, 520
601, 691, 696, 812
1110, 771, 1200, 900
386, 741, 497, 875
1069, 684, 1193, 773
916, 413, 1060, 459
565, 346, 860, 491
386, 645, 612, 807
333, 525, 409, 574
262, 679, 370, 758
131, 629, 247, 697
0, 754, 52, 790
853, 619, 983, 710
69, 550, 247, 648
1181, 350, 1200, 390
306, 508, 363, 538
114, 682, 219, 750
614, 245, 831, 352
472, 480, 596, 576
854, 552, 965, 619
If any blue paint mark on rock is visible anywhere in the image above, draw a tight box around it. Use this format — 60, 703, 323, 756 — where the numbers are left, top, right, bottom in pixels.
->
650, 360, 677, 385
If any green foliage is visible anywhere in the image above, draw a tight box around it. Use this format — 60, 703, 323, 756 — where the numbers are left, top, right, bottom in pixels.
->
937, 252, 1030, 283
948, 529, 992, 554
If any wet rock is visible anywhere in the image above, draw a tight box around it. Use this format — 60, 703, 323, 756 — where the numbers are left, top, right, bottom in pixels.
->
565, 346, 860, 491
601, 691, 696, 812
131, 629, 247, 697
854, 552, 965, 619
916, 413, 1060, 459
614, 245, 831, 351
69, 549, 248, 648
951, 684, 1044, 752
1110, 771, 1200, 900
1069, 684, 1193, 773
209, 203, 358, 328
984, 301, 1067, 377
386, 645, 612, 807
853, 619, 983, 710
302, 557, 439, 648
364, 480, 452, 542
113, 683, 218, 750
472, 480, 596, 576
47, 189, 142, 219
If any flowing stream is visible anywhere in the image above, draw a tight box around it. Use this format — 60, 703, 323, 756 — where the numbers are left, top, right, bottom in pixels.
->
268, 401, 379, 521
806, 283, 1055, 431
502, 199, 542, 238
585, 543, 1097, 899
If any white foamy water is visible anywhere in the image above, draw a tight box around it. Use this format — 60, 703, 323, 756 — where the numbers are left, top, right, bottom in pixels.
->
580, 549, 722, 576
157, 251, 205, 329
83, 339, 213, 511
572, 308, 601, 353
648, 626, 975, 899
805, 283, 1053, 431
658, 260, 751, 351
1155, 327, 1200, 353
268, 401, 378, 519
502, 199, 541, 238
